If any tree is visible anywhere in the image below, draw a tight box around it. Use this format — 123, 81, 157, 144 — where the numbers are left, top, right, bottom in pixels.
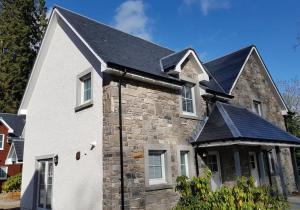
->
0, 0, 47, 113
279, 78, 300, 137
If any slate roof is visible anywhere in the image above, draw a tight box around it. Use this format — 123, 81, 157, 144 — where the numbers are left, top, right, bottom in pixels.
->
55, 6, 230, 95
56, 6, 179, 81
0, 113, 25, 137
13, 140, 24, 162
204, 46, 253, 93
160, 48, 190, 71
195, 102, 300, 144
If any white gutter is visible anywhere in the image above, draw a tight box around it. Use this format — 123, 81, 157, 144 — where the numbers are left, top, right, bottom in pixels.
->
105, 68, 182, 90
195, 140, 300, 148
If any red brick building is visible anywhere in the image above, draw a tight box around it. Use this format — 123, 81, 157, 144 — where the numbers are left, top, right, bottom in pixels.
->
0, 113, 25, 189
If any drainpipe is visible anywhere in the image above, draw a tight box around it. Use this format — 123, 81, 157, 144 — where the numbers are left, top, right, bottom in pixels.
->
118, 69, 127, 210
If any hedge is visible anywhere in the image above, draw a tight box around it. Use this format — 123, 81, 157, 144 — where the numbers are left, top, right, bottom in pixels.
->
174, 171, 289, 210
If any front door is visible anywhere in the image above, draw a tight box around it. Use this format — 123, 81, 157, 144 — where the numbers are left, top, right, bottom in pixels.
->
249, 152, 259, 186
206, 151, 222, 191
37, 158, 54, 210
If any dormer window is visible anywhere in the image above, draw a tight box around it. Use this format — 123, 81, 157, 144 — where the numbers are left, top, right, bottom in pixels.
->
182, 85, 195, 115
253, 100, 262, 116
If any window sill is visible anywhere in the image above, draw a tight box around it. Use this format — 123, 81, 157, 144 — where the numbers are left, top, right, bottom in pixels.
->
180, 113, 200, 120
74, 100, 93, 112
145, 184, 173, 192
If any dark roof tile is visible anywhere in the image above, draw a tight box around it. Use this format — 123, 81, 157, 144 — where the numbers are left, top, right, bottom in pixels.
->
204, 46, 253, 93
0, 113, 25, 137
196, 102, 300, 144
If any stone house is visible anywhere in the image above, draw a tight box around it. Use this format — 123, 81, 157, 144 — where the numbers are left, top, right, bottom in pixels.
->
19, 6, 300, 210
0, 113, 25, 190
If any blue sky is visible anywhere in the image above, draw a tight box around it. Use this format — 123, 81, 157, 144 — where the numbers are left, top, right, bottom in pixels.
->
46, 0, 300, 82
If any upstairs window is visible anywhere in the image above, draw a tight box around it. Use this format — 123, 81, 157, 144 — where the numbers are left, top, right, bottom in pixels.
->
253, 100, 262, 116
0, 134, 4, 150
182, 86, 195, 115
76, 71, 93, 112
81, 74, 92, 104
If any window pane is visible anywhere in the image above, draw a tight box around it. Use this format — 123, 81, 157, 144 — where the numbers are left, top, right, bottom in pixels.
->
149, 151, 164, 179
182, 86, 194, 113
0, 135, 3, 149
38, 162, 46, 207
180, 152, 189, 176
185, 87, 192, 99
207, 155, 218, 173
0, 167, 6, 178
83, 77, 91, 102
186, 100, 194, 113
181, 165, 186, 176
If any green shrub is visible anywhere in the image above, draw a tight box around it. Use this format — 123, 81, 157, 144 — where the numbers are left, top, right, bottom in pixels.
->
174, 171, 289, 210
2, 173, 22, 193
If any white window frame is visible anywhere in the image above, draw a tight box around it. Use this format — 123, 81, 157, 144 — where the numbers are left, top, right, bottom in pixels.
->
0, 134, 4, 150
148, 150, 166, 185
253, 100, 262, 116
180, 151, 189, 177
181, 85, 196, 116
0, 166, 8, 180
80, 73, 92, 104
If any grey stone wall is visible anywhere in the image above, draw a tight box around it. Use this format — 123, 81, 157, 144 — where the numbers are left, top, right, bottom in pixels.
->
102, 58, 208, 210
231, 52, 297, 193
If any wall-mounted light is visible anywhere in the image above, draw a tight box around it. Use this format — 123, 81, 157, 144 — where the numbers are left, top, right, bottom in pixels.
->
54, 155, 59, 166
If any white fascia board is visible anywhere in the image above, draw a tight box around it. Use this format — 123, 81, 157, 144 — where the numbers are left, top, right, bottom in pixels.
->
175, 50, 210, 81
228, 47, 254, 95
18, 10, 59, 114
54, 9, 107, 71
18, 8, 107, 114
228, 47, 288, 112
0, 119, 14, 133
195, 140, 300, 148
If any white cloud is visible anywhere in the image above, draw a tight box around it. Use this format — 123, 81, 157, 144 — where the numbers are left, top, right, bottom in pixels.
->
183, 0, 231, 15
113, 0, 152, 40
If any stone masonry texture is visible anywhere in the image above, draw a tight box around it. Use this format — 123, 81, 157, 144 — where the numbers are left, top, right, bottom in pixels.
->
102, 52, 297, 209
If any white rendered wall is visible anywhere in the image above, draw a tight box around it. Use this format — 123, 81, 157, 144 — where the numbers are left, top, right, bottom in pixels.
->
21, 20, 103, 210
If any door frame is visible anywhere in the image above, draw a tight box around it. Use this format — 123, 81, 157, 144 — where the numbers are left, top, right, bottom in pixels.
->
35, 154, 55, 210
207, 151, 222, 189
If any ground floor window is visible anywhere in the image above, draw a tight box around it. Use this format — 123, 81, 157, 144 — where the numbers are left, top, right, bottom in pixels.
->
180, 151, 189, 177
0, 166, 8, 180
37, 159, 53, 210
148, 150, 166, 185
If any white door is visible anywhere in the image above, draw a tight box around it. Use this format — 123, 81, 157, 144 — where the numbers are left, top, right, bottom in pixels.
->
207, 151, 222, 191
249, 152, 260, 186
37, 159, 54, 210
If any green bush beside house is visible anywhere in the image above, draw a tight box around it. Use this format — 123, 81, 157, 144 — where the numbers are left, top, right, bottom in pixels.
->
2, 173, 22, 193
174, 171, 289, 210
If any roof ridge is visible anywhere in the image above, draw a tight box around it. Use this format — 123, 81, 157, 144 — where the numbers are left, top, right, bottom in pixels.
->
160, 48, 191, 61
204, 45, 254, 65
216, 102, 241, 137
54, 5, 174, 53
